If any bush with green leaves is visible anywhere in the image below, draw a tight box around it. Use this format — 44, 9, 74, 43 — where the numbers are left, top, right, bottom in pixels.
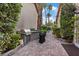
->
40, 25, 48, 33
52, 23, 61, 38
0, 3, 22, 53
60, 4, 76, 42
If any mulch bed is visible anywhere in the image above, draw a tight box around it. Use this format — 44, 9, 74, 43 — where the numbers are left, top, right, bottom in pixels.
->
62, 44, 79, 56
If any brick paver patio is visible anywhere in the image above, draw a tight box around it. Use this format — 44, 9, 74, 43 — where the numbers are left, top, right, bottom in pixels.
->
13, 31, 68, 56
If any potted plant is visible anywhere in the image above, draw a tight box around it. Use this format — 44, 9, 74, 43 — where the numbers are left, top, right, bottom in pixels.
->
39, 25, 47, 44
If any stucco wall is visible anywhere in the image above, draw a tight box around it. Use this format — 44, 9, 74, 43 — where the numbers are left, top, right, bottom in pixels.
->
74, 15, 79, 48
74, 4, 79, 48
16, 3, 38, 31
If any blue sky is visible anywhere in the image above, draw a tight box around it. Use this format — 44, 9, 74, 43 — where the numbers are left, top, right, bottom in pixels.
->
42, 3, 59, 24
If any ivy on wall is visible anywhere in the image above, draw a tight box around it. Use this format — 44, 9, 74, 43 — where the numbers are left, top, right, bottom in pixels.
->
0, 3, 22, 54
60, 4, 76, 42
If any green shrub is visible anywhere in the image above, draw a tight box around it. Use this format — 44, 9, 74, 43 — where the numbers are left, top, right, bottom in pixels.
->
60, 4, 76, 42
0, 33, 20, 53
0, 3, 22, 54
53, 28, 61, 38
9, 33, 20, 49
40, 25, 48, 33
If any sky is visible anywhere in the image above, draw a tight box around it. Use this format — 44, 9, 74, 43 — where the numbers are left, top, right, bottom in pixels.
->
42, 3, 59, 24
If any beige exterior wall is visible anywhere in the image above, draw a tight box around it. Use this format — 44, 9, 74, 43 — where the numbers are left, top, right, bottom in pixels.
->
16, 3, 38, 31
74, 4, 79, 48
74, 14, 79, 48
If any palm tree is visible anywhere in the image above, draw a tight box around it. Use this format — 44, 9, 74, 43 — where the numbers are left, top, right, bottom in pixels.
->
47, 13, 51, 24
47, 4, 52, 25
41, 3, 48, 25
48, 4, 52, 10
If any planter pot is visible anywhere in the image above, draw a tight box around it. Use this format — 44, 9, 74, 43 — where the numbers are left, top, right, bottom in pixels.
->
39, 32, 46, 44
